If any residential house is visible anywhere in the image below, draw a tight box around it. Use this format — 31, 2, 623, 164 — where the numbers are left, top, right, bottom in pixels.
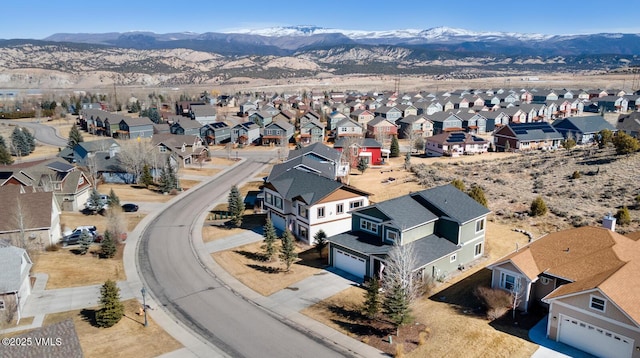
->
268, 142, 348, 182
299, 119, 325, 145
70, 138, 120, 166
374, 106, 403, 123
366, 116, 398, 139
597, 96, 629, 113
249, 111, 273, 128
328, 111, 349, 131
488, 225, 640, 358
327, 184, 490, 280
263, 169, 370, 245
170, 119, 202, 136
231, 122, 260, 145
427, 112, 464, 134
0, 242, 32, 323
239, 101, 258, 115
0, 319, 83, 357
616, 112, 640, 138
425, 132, 489, 157
152, 133, 208, 167
262, 120, 294, 146
115, 117, 154, 139
335, 118, 364, 138
176, 101, 206, 117
79, 109, 126, 136
457, 112, 488, 134
552, 115, 617, 145
200, 122, 231, 145
395, 104, 418, 117
397, 115, 433, 138
334, 137, 384, 166
350, 109, 375, 127
0, 185, 62, 249
273, 110, 295, 125
493, 122, 563, 151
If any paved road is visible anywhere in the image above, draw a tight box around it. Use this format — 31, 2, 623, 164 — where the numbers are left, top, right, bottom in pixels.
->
6, 120, 68, 147
138, 155, 350, 358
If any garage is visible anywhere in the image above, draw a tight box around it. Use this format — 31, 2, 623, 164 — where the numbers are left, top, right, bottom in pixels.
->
333, 248, 366, 278
558, 315, 633, 358
269, 212, 286, 233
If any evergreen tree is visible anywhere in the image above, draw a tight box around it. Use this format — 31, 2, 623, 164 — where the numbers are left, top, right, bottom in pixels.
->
451, 179, 465, 192
158, 157, 177, 193
314, 229, 328, 259
11, 127, 30, 156
67, 125, 84, 149
597, 129, 613, 148
100, 231, 117, 259
363, 277, 381, 319
108, 188, 120, 207
357, 157, 369, 174
467, 185, 488, 208
0, 135, 13, 165
140, 164, 154, 188
86, 188, 104, 214
530, 196, 548, 217
227, 185, 245, 227
23, 128, 36, 152
612, 131, 640, 155
390, 135, 400, 157
95, 280, 124, 328
262, 217, 278, 262
78, 230, 93, 255
615, 206, 631, 226
279, 229, 297, 272
562, 138, 576, 150
383, 283, 412, 336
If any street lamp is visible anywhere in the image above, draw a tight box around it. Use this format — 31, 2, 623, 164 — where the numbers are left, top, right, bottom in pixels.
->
141, 287, 148, 327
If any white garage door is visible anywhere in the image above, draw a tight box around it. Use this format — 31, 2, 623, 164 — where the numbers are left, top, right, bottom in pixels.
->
333, 248, 366, 278
558, 315, 633, 358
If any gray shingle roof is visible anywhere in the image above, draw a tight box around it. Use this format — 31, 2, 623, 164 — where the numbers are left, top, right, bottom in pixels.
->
267, 170, 343, 205
413, 184, 491, 224
0, 244, 31, 293
552, 115, 616, 134
287, 142, 341, 163
408, 234, 461, 268
373, 195, 438, 230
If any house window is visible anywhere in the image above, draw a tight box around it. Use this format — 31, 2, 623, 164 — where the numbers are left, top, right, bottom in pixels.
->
590, 296, 606, 312
265, 192, 273, 205
317, 206, 325, 218
159, 146, 167, 153
475, 219, 485, 233
386, 230, 398, 243
360, 219, 378, 234
274, 197, 283, 209
349, 200, 363, 209
474, 242, 483, 257
336, 203, 344, 215
298, 226, 308, 240
450, 253, 457, 263
298, 205, 308, 218
0, 299, 4, 310
500, 272, 516, 290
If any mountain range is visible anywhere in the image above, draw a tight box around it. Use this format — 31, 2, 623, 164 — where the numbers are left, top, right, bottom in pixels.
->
0, 26, 638, 88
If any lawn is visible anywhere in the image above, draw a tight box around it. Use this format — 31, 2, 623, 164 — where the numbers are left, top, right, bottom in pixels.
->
212, 241, 325, 296
43, 299, 182, 358
202, 213, 266, 243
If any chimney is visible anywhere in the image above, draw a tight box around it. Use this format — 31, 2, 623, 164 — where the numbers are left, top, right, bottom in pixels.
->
602, 213, 616, 232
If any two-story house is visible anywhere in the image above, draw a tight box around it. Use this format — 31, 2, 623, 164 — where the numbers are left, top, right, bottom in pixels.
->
0, 241, 33, 323
335, 118, 364, 138
263, 169, 370, 245
231, 122, 260, 145
327, 184, 490, 280
116, 117, 154, 139
299, 119, 326, 144
170, 119, 202, 136
152, 133, 208, 167
262, 120, 294, 146
200, 122, 231, 145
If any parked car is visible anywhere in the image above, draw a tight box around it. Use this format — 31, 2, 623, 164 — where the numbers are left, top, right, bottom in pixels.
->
121, 203, 139, 212
61, 227, 97, 246
85, 194, 109, 212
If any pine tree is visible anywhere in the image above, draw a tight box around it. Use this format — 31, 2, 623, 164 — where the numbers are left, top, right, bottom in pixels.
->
11, 127, 30, 156
390, 135, 400, 157
357, 157, 369, 174
314, 230, 328, 259
262, 217, 278, 262
108, 188, 120, 207
612, 131, 640, 155
0, 135, 13, 165
467, 185, 488, 208
140, 164, 154, 188
67, 124, 84, 149
158, 157, 177, 193
86, 188, 104, 214
363, 277, 381, 319
78, 230, 93, 255
23, 128, 35, 152
100, 231, 117, 259
383, 283, 412, 337
597, 129, 613, 148
227, 185, 245, 227
530, 196, 548, 217
279, 229, 297, 272
95, 280, 124, 328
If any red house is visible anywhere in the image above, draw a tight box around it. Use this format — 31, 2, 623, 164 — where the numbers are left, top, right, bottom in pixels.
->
333, 138, 384, 166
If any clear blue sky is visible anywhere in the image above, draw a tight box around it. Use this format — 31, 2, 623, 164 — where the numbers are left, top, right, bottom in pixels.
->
2, 0, 639, 39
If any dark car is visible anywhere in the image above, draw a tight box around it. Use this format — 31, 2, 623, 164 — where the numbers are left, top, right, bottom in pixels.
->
61, 228, 97, 246
121, 203, 139, 212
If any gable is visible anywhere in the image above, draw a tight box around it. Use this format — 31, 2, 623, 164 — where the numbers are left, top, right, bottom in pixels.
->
551, 289, 639, 327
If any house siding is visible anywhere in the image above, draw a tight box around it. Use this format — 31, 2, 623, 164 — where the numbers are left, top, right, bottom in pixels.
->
401, 221, 435, 244
436, 218, 459, 244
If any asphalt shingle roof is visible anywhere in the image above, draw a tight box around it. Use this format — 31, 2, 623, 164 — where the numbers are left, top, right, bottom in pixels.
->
374, 195, 438, 230
413, 184, 491, 224
267, 170, 343, 206
553, 115, 616, 134
0, 244, 31, 293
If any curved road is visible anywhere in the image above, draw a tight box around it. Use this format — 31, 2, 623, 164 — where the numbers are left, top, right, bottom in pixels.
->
7, 120, 68, 147
137, 155, 350, 358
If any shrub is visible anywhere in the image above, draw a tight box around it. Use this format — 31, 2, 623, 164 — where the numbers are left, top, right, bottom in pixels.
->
394, 343, 405, 358
530, 196, 548, 217
45, 243, 61, 252
612, 131, 640, 155
474, 286, 512, 321
615, 206, 631, 226
571, 170, 581, 179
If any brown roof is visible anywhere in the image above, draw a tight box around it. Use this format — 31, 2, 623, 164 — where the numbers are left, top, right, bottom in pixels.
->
0, 185, 55, 232
0, 319, 83, 358
492, 226, 640, 324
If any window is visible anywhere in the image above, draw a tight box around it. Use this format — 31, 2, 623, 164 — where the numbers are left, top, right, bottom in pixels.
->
349, 200, 363, 209
387, 230, 398, 243
474, 242, 483, 257
0, 299, 4, 310
590, 296, 606, 312
500, 272, 516, 290
274, 196, 283, 209
265, 192, 273, 205
336, 203, 344, 215
298, 205, 308, 218
159, 146, 167, 153
317, 206, 325, 218
475, 219, 485, 233
298, 226, 308, 240
450, 253, 457, 263
360, 219, 378, 234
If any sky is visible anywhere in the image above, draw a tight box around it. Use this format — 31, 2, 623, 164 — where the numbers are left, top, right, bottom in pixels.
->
2, 0, 640, 40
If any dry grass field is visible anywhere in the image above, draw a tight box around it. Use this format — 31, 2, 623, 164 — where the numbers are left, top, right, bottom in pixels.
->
43, 299, 182, 358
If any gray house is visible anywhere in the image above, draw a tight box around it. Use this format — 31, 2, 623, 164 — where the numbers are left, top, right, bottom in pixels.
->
116, 117, 154, 139
190, 104, 217, 124
299, 119, 325, 144
427, 112, 464, 134
616, 112, 640, 138
327, 184, 490, 281
262, 120, 294, 146
374, 106, 403, 122
200, 122, 231, 145
0, 242, 33, 323
231, 122, 260, 145
170, 119, 202, 136
249, 111, 273, 128
552, 115, 617, 144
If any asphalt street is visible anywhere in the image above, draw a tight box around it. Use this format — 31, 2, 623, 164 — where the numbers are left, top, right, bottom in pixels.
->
6, 119, 68, 147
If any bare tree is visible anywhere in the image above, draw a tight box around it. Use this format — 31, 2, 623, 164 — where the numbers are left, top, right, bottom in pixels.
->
403, 125, 417, 154
117, 138, 156, 184
382, 240, 421, 306
105, 206, 127, 243
510, 276, 525, 319
338, 136, 364, 184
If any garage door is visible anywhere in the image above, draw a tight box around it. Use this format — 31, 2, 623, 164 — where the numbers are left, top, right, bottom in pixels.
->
558, 315, 633, 358
270, 213, 286, 233
333, 248, 366, 278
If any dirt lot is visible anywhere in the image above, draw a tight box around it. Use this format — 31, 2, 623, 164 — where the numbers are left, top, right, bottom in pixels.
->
43, 299, 182, 358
